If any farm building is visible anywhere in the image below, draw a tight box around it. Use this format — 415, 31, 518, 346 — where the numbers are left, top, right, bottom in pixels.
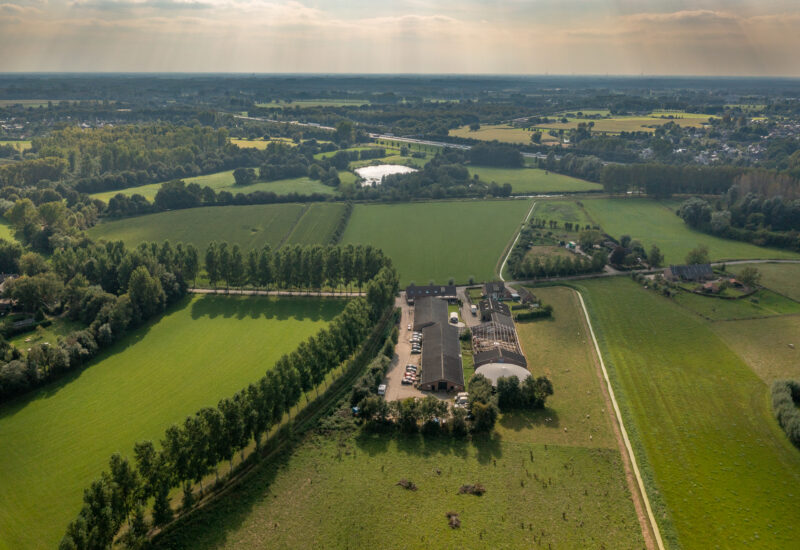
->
664, 264, 713, 282
479, 299, 513, 325
405, 284, 457, 305
483, 281, 507, 301
419, 322, 464, 392
413, 296, 449, 331
474, 347, 527, 369
474, 363, 531, 387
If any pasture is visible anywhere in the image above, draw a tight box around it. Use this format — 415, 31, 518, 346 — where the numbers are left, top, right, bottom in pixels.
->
230, 137, 296, 149
576, 277, 800, 549
0, 140, 32, 151
579, 198, 800, 263
731, 262, 800, 301
284, 203, 347, 245
672, 288, 800, 321
89, 203, 308, 251
0, 295, 345, 549
532, 112, 716, 134
713, 316, 800, 383
468, 166, 601, 194
341, 199, 533, 286
89, 168, 340, 202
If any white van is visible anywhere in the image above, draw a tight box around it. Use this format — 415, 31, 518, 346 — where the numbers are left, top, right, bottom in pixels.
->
377, 384, 387, 396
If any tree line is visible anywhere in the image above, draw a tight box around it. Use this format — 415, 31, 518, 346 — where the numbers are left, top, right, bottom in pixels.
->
0, 239, 195, 402
771, 380, 800, 449
201, 242, 389, 293
59, 265, 398, 549
600, 163, 742, 198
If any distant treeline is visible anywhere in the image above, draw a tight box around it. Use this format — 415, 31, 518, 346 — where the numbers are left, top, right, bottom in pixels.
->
600, 163, 743, 197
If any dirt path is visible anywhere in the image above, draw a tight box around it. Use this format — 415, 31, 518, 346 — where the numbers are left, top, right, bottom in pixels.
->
573, 289, 665, 550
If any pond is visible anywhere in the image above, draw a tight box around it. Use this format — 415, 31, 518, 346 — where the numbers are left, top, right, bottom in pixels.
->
354, 164, 417, 186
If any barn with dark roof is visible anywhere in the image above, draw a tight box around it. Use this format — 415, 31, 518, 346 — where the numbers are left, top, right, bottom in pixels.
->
419, 322, 464, 392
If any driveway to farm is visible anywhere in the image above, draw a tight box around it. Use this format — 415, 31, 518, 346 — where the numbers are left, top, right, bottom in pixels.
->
384, 294, 424, 401
456, 287, 481, 328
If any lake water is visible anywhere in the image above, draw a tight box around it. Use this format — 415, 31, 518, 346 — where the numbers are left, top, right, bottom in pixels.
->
354, 164, 417, 186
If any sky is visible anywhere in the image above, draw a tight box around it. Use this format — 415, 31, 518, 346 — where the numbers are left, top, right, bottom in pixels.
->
1, 0, 799, 75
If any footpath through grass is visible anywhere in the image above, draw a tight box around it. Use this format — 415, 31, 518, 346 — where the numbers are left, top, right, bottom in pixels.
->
342, 199, 533, 286
0, 295, 344, 550
579, 198, 800, 263
89, 203, 308, 251
576, 277, 800, 549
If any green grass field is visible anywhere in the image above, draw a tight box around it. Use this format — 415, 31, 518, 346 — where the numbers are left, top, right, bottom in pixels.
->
0, 140, 32, 152
229, 137, 296, 150
89, 203, 307, 251
730, 263, 800, 301
579, 199, 800, 263
672, 288, 800, 321
341, 200, 533, 286
152, 286, 644, 550
8, 317, 85, 353
0, 295, 344, 550
468, 166, 601, 194
90, 169, 339, 202
576, 277, 800, 549
0, 219, 16, 242
284, 203, 346, 245
713, 316, 800, 383
533, 200, 594, 229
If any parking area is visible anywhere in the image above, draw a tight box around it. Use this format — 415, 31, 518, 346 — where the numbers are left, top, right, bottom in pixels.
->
384, 294, 425, 401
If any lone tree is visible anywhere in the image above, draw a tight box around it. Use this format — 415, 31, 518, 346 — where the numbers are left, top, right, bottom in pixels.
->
648, 245, 664, 268
738, 266, 761, 288
233, 167, 256, 186
685, 245, 710, 265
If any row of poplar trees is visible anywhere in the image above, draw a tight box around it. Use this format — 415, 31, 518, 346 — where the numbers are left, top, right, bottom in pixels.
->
59, 260, 398, 550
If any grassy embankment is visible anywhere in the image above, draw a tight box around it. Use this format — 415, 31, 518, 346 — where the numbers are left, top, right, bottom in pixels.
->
576, 277, 800, 549
148, 286, 645, 550
0, 295, 344, 550
342, 200, 533, 286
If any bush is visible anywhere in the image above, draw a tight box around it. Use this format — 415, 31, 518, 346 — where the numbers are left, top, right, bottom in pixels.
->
772, 380, 800, 448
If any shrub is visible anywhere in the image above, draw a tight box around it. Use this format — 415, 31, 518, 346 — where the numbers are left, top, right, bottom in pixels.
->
458, 483, 486, 496
772, 380, 800, 448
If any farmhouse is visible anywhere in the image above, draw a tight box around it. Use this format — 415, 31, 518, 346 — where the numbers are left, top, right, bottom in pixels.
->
405, 284, 457, 305
413, 296, 449, 331
483, 281, 507, 301
419, 322, 464, 392
664, 264, 713, 282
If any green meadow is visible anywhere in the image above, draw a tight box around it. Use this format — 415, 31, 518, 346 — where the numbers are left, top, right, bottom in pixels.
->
576, 277, 800, 549
89, 168, 343, 202
468, 166, 601, 194
0, 295, 344, 549
152, 287, 644, 550
284, 203, 347, 245
341, 200, 533, 286
579, 199, 800, 263
89, 203, 308, 251
731, 262, 800, 301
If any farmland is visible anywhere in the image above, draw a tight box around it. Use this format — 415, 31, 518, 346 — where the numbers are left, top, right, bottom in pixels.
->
89, 203, 308, 251
0, 140, 32, 151
0, 295, 345, 549
576, 277, 800, 549
468, 166, 601, 194
152, 287, 644, 550
341, 200, 533, 286
713, 316, 800, 383
230, 137, 296, 149
731, 263, 800, 301
450, 124, 535, 145
672, 288, 800, 321
89, 168, 342, 202
579, 198, 800, 263
532, 112, 716, 133
284, 203, 347, 245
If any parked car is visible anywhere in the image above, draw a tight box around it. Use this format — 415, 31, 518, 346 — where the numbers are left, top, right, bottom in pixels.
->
407, 324, 412, 330
405, 365, 417, 372
401, 378, 412, 385
377, 384, 387, 396
411, 348, 421, 354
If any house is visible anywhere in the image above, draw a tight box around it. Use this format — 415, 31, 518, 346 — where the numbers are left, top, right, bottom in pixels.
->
517, 286, 539, 306
478, 299, 512, 325
413, 296, 449, 331
664, 264, 713, 282
405, 284, 457, 305
419, 322, 464, 392
483, 281, 506, 301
